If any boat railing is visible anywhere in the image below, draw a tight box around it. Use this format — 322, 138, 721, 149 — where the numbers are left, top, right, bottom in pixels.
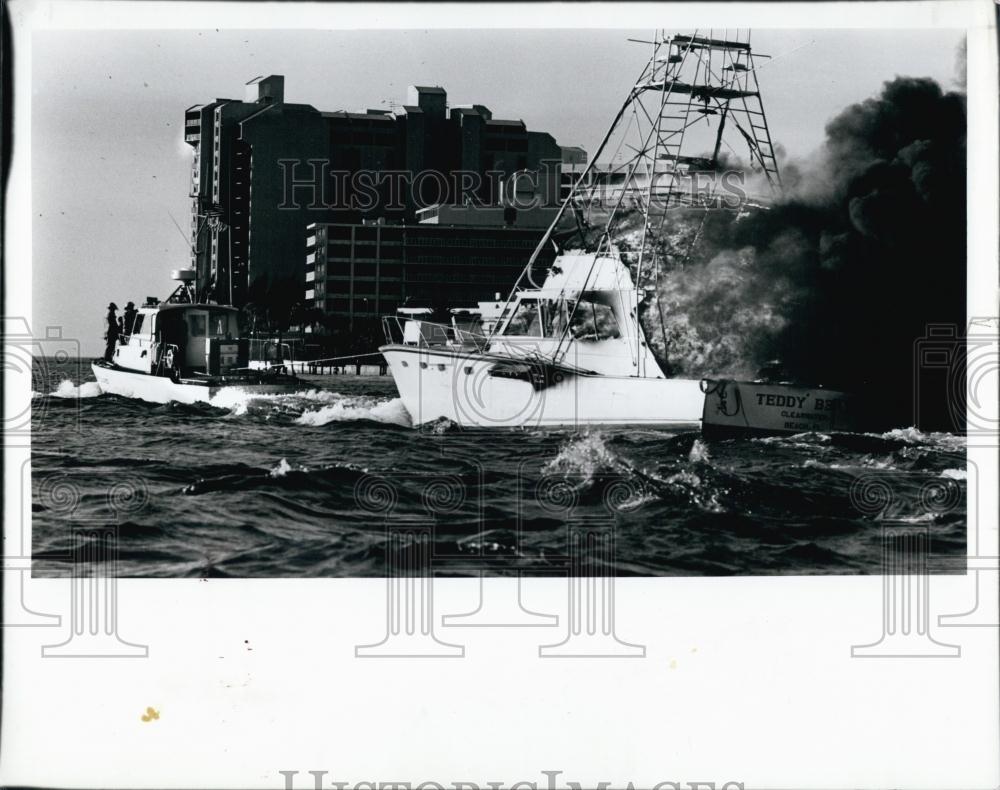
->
382, 316, 490, 352
248, 338, 294, 365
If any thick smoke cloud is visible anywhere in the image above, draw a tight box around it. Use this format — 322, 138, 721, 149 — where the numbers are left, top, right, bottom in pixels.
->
637, 72, 966, 429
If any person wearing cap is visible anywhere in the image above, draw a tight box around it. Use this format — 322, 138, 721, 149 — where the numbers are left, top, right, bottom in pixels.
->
104, 302, 119, 362
123, 301, 138, 337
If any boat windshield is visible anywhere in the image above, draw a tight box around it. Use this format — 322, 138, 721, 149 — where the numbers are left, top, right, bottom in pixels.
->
504, 299, 543, 336
570, 299, 621, 340
502, 299, 573, 338
502, 296, 620, 341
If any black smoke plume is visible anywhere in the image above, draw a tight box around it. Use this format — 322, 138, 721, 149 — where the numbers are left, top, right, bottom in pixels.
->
637, 73, 967, 431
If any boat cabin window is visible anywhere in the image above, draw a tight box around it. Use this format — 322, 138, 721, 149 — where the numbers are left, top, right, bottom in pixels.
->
543, 299, 571, 337
570, 299, 621, 341
209, 311, 233, 338
503, 299, 542, 336
188, 314, 207, 338
502, 297, 619, 340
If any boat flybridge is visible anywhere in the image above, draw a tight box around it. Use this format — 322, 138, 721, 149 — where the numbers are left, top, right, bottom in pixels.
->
92, 269, 302, 405
380, 28, 782, 428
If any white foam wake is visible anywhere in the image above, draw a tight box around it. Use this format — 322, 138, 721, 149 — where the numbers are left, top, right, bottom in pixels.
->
47, 379, 103, 398
543, 432, 623, 481
877, 427, 966, 451
207, 388, 353, 416
295, 397, 412, 427
269, 458, 303, 477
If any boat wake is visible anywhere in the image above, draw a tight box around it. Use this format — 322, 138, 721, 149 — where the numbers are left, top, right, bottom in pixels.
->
203, 387, 412, 426
295, 397, 411, 427
35, 379, 103, 399
206, 387, 341, 415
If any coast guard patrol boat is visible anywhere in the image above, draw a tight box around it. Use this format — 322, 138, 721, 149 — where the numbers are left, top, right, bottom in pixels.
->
92, 269, 302, 405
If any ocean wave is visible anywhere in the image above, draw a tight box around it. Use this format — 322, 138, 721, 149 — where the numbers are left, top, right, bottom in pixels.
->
543, 432, 627, 481
295, 397, 411, 427
46, 379, 103, 399
207, 387, 349, 416
875, 427, 966, 451
182, 460, 364, 495
802, 454, 899, 471
752, 431, 833, 452
756, 431, 833, 444
941, 468, 967, 480
882, 513, 938, 524
425, 416, 459, 434
269, 458, 298, 477
688, 438, 711, 463
648, 468, 726, 513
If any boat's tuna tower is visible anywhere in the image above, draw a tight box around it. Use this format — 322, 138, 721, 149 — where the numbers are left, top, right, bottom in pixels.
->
486, 29, 783, 378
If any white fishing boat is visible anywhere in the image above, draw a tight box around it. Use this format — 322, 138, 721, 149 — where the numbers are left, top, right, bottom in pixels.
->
92, 270, 303, 405
380, 30, 781, 428
380, 249, 704, 427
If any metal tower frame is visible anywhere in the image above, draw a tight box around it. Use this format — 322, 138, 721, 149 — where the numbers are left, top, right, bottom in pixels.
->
495, 29, 783, 376
518, 29, 782, 288
586, 30, 781, 214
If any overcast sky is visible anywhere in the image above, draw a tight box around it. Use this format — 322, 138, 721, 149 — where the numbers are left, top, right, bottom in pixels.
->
30, 28, 964, 355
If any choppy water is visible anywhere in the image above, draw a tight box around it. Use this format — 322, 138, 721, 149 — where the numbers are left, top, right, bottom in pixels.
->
31, 357, 967, 577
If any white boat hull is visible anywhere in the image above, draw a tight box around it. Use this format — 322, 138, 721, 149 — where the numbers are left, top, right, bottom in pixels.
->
91, 362, 301, 405
380, 345, 704, 428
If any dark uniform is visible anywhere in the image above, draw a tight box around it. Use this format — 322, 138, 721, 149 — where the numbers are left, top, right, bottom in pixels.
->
122, 302, 138, 336
104, 303, 119, 363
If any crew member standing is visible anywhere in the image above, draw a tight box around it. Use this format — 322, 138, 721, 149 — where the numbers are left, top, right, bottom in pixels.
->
122, 301, 138, 336
104, 302, 119, 363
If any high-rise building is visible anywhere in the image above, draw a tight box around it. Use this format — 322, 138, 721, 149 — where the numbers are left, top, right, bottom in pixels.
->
184, 76, 567, 313
305, 211, 558, 331
185, 76, 328, 309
